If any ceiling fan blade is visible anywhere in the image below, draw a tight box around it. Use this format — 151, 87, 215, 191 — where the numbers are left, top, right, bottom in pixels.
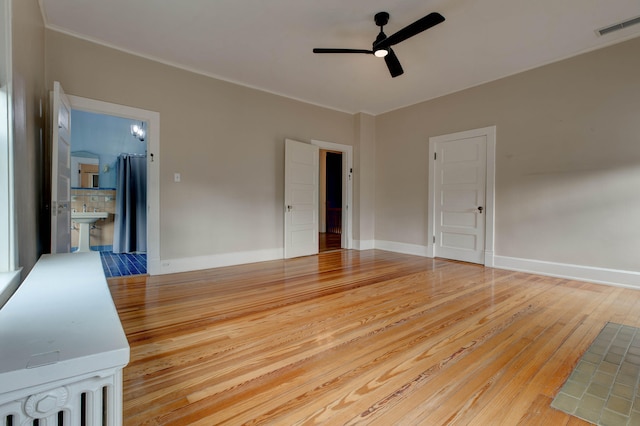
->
313, 48, 373, 54
374, 12, 445, 49
384, 48, 404, 78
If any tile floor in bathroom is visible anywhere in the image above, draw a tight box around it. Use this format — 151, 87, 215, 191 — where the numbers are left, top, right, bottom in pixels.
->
99, 251, 147, 278
71, 245, 147, 277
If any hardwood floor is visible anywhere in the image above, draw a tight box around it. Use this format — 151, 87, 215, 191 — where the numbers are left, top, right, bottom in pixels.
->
107, 250, 640, 425
319, 232, 341, 252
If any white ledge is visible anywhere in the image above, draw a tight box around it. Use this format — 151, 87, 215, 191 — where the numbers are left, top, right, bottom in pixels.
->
0, 252, 129, 396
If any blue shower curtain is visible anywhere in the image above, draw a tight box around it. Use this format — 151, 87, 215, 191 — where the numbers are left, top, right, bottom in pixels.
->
113, 154, 147, 253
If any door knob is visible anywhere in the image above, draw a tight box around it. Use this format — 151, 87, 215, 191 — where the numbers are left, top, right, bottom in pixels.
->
477, 206, 484, 214
287, 205, 293, 212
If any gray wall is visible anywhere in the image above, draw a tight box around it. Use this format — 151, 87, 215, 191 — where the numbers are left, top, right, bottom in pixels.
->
45, 30, 359, 262
354, 113, 376, 245
375, 37, 640, 273
12, 0, 45, 276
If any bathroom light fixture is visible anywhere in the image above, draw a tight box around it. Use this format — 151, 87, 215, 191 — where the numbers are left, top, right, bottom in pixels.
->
131, 122, 146, 142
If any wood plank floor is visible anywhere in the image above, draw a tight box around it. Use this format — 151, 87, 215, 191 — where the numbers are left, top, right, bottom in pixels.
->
319, 232, 341, 252
107, 250, 640, 425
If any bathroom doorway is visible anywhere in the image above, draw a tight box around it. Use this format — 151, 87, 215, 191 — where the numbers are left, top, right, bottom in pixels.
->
69, 96, 160, 277
70, 110, 148, 277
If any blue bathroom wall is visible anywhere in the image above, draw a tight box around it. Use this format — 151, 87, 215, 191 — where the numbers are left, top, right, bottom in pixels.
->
71, 110, 147, 188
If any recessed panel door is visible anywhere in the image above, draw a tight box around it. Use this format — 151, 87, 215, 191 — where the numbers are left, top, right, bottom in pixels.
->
434, 136, 486, 264
284, 139, 319, 258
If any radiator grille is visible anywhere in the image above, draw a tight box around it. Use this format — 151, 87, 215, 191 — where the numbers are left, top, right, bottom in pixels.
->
1, 373, 120, 426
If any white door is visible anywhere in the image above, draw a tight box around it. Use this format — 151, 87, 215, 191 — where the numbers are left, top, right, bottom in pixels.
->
51, 81, 72, 253
433, 135, 487, 264
284, 139, 319, 258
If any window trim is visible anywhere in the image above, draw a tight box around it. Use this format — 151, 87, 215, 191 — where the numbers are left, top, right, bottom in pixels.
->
0, 0, 20, 306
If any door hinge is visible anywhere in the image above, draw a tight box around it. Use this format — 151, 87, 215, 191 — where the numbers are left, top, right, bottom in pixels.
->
434, 152, 437, 160
433, 236, 435, 244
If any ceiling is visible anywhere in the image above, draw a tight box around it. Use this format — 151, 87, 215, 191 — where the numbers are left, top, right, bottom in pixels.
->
39, 0, 640, 115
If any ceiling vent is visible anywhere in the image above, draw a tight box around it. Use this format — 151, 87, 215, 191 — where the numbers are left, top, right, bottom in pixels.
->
596, 15, 640, 36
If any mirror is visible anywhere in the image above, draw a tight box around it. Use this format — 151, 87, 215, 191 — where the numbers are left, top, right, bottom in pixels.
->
71, 151, 100, 188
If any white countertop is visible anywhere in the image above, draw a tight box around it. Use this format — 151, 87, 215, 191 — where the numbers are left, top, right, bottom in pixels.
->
0, 252, 129, 395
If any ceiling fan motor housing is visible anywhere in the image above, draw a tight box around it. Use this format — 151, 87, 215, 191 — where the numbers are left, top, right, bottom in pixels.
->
374, 12, 390, 27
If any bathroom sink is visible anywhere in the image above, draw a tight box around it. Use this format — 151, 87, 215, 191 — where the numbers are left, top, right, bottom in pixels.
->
71, 211, 108, 224
72, 212, 109, 253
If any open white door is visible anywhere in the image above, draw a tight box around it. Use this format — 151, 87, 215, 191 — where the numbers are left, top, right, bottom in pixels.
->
51, 81, 71, 253
284, 139, 319, 258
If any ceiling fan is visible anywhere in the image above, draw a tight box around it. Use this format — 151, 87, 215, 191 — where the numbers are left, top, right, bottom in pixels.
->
313, 11, 445, 78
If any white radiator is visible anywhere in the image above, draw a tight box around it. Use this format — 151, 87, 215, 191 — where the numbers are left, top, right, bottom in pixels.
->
0, 369, 122, 425
0, 253, 130, 426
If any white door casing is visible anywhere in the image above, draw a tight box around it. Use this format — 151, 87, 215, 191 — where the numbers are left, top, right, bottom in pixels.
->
51, 81, 72, 253
284, 139, 319, 258
428, 126, 496, 265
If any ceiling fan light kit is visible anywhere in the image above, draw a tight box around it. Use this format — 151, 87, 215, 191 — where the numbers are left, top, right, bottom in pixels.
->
313, 11, 445, 77
373, 12, 390, 57
374, 49, 389, 58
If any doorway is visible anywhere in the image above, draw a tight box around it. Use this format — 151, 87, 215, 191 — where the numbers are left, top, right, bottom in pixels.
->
67, 95, 160, 275
283, 139, 352, 258
320, 150, 342, 252
70, 110, 148, 277
312, 140, 353, 252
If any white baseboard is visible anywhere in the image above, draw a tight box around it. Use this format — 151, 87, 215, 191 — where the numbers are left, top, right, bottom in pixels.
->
374, 240, 431, 257
353, 239, 375, 250
493, 255, 640, 289
157, 248, 283, 275
153, 243, 638, 290
364, 239, 638, 289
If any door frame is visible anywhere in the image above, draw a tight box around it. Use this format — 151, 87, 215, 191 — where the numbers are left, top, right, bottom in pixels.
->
427, 126, 496, 266
312, 140, 353, 250
68, 95, 161, 275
